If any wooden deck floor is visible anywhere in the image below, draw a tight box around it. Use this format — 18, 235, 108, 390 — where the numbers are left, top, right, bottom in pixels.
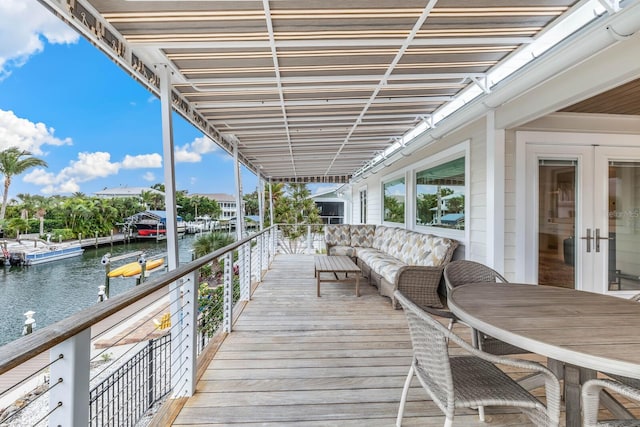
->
172, 254, 552, 426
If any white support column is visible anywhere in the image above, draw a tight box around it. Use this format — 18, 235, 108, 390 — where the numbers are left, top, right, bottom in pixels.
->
158, 64, 182, 395
486, 110, 505, 272
233, 142, 244, 241
174, 272, 198, 397
223, 252, 233, 333
49, 328, 90, 427
268, 180, 274, 227
156, 64, 179, 271
258, 178, 265, 231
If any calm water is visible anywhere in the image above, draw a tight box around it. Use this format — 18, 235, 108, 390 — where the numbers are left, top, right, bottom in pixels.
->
0, 235, 199, 346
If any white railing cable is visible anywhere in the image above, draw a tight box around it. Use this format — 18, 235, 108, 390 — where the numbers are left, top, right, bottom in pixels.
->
0, 226, 281, 425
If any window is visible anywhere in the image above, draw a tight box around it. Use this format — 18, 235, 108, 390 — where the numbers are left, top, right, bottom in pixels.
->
359, 188, 367, 223
416, 157, 465, 229
383, 177, 405, 224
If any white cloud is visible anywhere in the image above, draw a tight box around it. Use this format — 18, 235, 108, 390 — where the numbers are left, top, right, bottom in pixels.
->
175, 136, 219, 163
61, 152, 119, 182
0, 0, 78, 80
0, 109, 72, 154
175, 148, 201, 163
22, 168, 54, 185
24, 150, 165, 194
190, 136, 219, 154
121, 153, 162, 169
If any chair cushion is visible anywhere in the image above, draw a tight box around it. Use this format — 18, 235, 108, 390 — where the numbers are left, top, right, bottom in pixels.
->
350, 224, 376, 247
325, 224, 351, 247
328, 245, 357, 258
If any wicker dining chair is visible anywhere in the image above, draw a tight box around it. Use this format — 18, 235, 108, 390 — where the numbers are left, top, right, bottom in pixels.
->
443, 260, 527, 356
582, 378, 640, 427
394, 290, 561, 427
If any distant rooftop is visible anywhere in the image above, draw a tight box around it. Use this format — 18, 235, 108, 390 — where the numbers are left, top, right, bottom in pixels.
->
95, 187, 164, 198
192, 193, 235, 202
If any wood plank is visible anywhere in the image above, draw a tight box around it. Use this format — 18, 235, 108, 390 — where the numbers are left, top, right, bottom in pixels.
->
171, 255, 566, 427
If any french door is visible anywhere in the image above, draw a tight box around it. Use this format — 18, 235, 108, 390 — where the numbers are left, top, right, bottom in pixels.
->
526, 144, 640, 294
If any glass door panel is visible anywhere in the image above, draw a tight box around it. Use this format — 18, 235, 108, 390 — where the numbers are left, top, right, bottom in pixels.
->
538, 160, 577, 288
604, 161, 640, 291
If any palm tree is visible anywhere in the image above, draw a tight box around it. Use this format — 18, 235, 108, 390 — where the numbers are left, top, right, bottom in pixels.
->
193, 231, 236, 286
0, 148, 48, 220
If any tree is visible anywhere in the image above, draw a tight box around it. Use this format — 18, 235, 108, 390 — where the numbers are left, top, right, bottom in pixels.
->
271, 183, 321, 253
243, 191, 259, 216
0, 148, 47, 220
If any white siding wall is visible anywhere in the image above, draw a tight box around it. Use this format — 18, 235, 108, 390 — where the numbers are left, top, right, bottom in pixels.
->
349, 117, 487, 259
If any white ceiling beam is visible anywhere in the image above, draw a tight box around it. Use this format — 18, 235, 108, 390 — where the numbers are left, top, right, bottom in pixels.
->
130, 37, 533, 49
185, 82, 464, 94
187, 73, 484, 86
261, 0, 295, 176
194, 96, 452, 109
218, 113, 418, 125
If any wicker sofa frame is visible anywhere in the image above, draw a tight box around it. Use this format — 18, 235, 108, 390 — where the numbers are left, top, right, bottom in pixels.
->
324, 224, 458, 309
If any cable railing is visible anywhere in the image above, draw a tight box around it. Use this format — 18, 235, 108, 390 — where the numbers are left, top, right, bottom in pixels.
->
0, 224, 327, 426
0, 225, 289, 426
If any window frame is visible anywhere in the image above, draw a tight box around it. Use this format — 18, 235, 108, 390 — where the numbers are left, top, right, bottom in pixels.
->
381, 173, 407, 225
359, 186, 367, 224
413, 142, 469, 240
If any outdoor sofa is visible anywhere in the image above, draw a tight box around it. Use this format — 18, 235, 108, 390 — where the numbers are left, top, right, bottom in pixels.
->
324, 224, 458, 309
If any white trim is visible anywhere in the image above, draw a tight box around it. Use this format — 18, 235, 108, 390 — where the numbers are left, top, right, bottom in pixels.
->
515, 130, 640, 289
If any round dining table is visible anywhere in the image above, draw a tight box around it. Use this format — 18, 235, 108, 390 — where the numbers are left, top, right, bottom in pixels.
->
447, 283, 640, 427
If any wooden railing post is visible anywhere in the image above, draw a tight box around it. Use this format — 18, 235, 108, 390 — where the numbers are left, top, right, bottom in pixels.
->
49, 328, 90, 427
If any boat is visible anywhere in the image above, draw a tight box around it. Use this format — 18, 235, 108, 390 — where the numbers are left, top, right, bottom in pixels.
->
1, 239, 84, 266
127, 210, 186, 239
108, 258, 165, 278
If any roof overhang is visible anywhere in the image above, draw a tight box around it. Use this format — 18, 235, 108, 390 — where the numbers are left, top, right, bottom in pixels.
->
37, 0, 636, 183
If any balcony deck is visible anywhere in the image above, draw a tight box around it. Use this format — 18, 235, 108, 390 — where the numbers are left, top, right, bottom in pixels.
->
173, 254, 551, 426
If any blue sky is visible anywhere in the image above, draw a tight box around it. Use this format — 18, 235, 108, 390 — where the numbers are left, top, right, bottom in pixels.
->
0, 0, 259, 199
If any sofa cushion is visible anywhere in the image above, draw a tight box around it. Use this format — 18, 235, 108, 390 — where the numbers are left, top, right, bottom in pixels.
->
325, 224, 351, 247
400, 231, 431, 266
424, 235, 456, 266
357, 248, 401, 284
350, 224, 376, 247
386, 228, 407, 260
328, 245, 357, 258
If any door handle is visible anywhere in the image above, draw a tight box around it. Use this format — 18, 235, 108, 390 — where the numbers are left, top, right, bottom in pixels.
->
580, 228, 592, 253
595, 228, 613, 253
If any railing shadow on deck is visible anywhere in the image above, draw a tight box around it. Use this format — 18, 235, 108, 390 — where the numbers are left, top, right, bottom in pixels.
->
0, 224, 330, 426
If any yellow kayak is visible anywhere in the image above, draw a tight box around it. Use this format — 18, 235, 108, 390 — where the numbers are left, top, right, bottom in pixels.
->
108, 258, 165, 278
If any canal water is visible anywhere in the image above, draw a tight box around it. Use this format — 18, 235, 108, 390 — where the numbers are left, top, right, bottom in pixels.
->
0, 235, 200, 347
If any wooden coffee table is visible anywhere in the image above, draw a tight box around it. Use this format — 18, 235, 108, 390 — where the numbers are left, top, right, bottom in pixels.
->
314, 255, 361, 297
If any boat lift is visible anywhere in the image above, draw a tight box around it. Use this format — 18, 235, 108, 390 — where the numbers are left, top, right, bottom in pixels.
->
100, 251, 166, 300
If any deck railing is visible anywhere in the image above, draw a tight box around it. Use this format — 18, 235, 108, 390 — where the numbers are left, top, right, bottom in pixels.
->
0, 224, 318, 426
0, 223, 328, 426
